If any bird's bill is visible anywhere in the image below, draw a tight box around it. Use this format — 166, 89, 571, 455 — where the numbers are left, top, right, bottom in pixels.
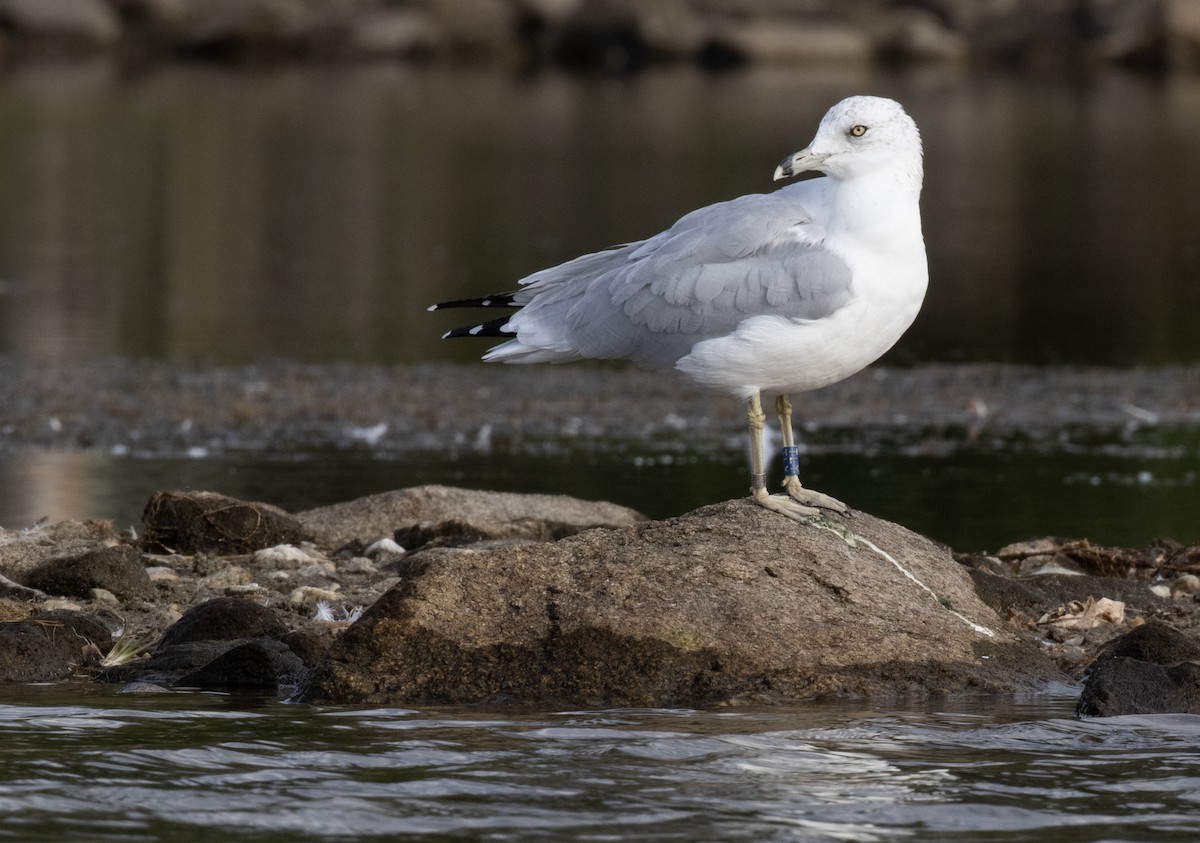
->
773, 147, 830, 181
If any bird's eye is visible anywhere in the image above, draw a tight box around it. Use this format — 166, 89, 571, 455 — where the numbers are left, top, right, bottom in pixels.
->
849, 125, 868, 138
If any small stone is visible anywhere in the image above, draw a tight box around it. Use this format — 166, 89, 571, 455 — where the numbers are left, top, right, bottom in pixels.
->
88, 588, 120, 606
254, 544, 321, 568
1172, 574, 1200, 596
145, 566, 179, 583
199, 566, 252, 590
364, 537, 405, 558
224, 584, 269, 604
289, 585, 341, 607
338, 557, 376, 575
297, 560, 337, 579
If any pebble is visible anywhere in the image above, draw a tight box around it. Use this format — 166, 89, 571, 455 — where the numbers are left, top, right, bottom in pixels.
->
88, 588, 120, 607
199, 566, 252, 589
289, 585, 341, 606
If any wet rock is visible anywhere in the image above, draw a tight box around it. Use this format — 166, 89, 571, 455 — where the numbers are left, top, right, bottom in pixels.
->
302, 500, 1057, 707
0, 610, 111, 682
175, 638, 307, 691
142, 490, 312, 555
298, 485, 645, 551
1076, 622, 1200, 716
157, 597, 288, 649
279, 627, 334, 669
23, 545, 152, 601
100, 640, 239, 686
29, 609, 115, 650
0, 573, 43, 601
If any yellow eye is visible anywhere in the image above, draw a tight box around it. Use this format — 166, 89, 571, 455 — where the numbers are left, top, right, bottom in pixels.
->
849, 124, 867, 138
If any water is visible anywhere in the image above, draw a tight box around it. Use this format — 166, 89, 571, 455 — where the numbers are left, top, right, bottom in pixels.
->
3, 685, 1200, 842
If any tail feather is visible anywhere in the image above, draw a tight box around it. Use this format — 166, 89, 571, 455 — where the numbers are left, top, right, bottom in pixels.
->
428, 292, 518, 312
441, 316, 517, 340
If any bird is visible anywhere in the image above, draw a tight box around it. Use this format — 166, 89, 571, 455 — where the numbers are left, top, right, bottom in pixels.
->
430, 96, 927, 522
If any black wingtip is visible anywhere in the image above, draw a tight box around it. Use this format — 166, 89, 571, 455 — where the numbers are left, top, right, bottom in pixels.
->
442, 316, 517, 340
431, 292, 518, 311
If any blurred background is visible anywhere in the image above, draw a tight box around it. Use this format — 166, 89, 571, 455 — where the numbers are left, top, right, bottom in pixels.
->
0, 0, 1197, 549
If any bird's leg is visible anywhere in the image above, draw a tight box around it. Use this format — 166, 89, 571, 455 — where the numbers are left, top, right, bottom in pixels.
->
748, 393, 820, 520
774, 393, 849, 514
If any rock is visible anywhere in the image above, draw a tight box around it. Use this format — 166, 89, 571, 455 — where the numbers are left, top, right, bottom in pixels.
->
298, 485, 645, 551
0, 0, 121, 48
156, 597, 288, 649
0, 519, 122, 583
0, 609, 112, 682
100, 640, 239, 686
0, 573, 44, 601
709, 20, 873, 65
1077, 658, 1200, 717
1166, 0, 1200, 66
279, 627, 334, 669
175, 638, 307, 691
302, 500, 1057, 707
142, 490, 312, 555
1076, 622, 1200, 716
23, 544, 152, 601
344, 9, 444, 58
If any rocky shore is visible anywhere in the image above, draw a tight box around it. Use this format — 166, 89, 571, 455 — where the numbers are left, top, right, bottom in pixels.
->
2, 482, 1198, 715
3, 0, 1199, 73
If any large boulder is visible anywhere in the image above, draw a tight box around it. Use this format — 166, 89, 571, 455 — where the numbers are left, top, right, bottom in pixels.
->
302, 499, 1059, 707
297, 484, 646, 551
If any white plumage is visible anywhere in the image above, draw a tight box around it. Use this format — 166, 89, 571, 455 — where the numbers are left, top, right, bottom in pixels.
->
435, 95, 927, 520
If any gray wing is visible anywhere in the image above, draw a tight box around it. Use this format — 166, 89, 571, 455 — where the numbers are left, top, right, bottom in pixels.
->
501, 189, 853, 365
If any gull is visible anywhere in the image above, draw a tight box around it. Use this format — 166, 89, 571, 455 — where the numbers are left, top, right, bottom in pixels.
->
431, 96, 927, 521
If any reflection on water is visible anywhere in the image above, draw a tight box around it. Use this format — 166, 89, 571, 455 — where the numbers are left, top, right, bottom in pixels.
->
0, 63, 1197, 366
0, 432, 1196, 551
3, 686, 1200, 842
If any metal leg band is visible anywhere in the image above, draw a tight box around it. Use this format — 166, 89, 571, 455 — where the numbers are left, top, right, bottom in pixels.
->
750, 472, 767, 492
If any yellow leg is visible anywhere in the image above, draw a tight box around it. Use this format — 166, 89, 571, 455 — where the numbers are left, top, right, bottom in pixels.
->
774, 394, 848, 514
747, 393, 820, 521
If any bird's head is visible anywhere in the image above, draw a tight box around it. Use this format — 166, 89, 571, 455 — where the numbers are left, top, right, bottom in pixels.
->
774, 96, 923, 190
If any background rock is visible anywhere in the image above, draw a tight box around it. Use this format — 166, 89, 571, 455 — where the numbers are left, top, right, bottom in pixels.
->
157, 596, 289, 648
142, 490, 312, 555
297, 484, 645, 551
303, 500, 1059, 707
23, 545, 152, 601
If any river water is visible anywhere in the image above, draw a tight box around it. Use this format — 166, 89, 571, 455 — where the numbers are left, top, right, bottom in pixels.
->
5, 684, 1200, 842
0, 62, 1199, 839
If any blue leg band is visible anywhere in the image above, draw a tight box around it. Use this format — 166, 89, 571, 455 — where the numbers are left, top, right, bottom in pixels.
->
782, 445, 800, 477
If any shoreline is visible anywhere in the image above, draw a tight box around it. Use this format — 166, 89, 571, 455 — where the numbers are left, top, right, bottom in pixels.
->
2, 357, 1198, 459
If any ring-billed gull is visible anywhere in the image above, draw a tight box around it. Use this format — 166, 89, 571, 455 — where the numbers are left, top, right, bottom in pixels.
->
431, 96, 926, 521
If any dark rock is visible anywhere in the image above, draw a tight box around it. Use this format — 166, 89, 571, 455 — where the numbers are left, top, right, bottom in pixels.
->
23, 544, 152, 601
157, 597, 289, 649
302, 499, 1059, 707
1076, 622, 1200, 716
279, 627, 334, 669
175, 638, 307, 691
298, 485, 645, 551
1089, 621, 1200, 666
0, 618, 99, 682
28, 609, 115, 650
99, 640, 239, 686
1077, 657, 1200, 717
142, 490, 312, 555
